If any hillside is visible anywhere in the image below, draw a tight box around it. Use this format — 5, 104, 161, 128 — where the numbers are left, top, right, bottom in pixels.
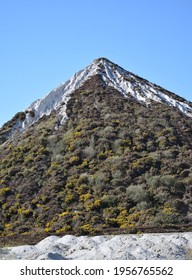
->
0, 58, 192, 246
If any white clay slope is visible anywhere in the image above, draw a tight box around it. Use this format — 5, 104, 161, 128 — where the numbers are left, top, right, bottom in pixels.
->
8, 57, 192, 135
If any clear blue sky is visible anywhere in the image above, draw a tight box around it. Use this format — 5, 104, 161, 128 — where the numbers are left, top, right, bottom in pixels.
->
1, 0, 192, 127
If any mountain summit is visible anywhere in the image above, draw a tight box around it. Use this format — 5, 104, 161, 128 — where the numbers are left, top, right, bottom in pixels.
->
1, 57, 192, 142
0, 58, 192, 245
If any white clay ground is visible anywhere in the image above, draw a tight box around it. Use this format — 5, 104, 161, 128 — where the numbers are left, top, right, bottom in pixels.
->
0, 232, 192, 260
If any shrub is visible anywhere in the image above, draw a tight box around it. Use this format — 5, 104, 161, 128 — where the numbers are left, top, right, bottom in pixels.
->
160, 175, 176, 187
79, 224, 96, 235
56, 225, 71, 234
146, 176, 161, 188
68, 156, 80, 165
126, 184, 148, 204
100, 195, 117, 207
83, 146, 96, 160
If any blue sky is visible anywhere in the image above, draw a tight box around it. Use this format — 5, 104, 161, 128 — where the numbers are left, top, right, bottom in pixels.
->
0, 0, 192, 127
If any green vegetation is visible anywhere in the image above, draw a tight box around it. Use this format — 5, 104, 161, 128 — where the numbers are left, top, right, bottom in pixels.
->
0, 75, 192, 245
